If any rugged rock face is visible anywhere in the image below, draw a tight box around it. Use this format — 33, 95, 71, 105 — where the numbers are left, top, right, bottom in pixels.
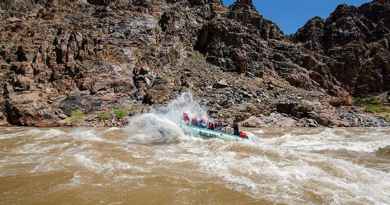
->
294, 0, 390, 95
294, 17, 325, 51
194, 0, 283, 75
0, 0, 388, 127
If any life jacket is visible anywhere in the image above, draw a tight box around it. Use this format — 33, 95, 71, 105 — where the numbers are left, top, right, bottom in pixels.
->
239, 131, 248, 139
183, 113, 190, 123
208, 122, 215, 130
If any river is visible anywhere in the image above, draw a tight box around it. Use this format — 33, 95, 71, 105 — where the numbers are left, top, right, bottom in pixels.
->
1, 93, 390, 205
0, 126, 390, 205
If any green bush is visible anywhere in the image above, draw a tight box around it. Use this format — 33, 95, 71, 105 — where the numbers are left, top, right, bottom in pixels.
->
65, 109, 85, 124
113, 108, 128, 119
365, 104, 383, 113
353, 96, 381, 106
355, 97, 390, 122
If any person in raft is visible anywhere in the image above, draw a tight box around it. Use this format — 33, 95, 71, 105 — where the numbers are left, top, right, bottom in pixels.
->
183, 112, 190, 125
233, 118, 248, 139
184, 113, 211, 128
182, 113, 248, 139
233, 119, 240, 136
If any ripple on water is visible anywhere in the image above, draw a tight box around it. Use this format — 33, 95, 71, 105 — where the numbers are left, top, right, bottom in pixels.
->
261, 128, 390, 153
1, 127, 390, 205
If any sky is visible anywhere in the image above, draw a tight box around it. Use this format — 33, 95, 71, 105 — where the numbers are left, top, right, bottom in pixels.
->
222, 0, 371, 34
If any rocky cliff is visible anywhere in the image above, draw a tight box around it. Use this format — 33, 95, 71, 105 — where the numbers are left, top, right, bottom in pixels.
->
0, 0, 388, 127
294, 0, 390, 95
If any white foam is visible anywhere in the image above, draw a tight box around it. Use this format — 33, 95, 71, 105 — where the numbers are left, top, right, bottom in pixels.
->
74, 152, 146, 175
123, 92, 207, 145
67, 172, 82, 187
0, 129, 38, 140
147, 134, 390, 205
253, 129, 265, 134
20, 142, 71, 154
30, 156, 66, 173
124, 113, 185, 145
70, 129, 106, 142
36, 129, 67, 140
104, 127, 121, 133
262, 128, 390, 153
0, 132, 23, 140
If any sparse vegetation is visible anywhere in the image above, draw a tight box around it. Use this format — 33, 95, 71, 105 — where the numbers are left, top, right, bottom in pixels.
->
96, 105, 137, 123
190, 51, 205, 62
353, 96, 382, 107
384, 113, 390, 122
65, 109, 85, 124
97, 111, 111, 122
113, 107, 128, 119
365, 104, 389, 113
126, 104, 143, 115
354, 96, 390, 121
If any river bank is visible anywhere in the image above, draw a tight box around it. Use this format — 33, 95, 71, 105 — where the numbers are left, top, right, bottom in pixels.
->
1, 94, 389, 128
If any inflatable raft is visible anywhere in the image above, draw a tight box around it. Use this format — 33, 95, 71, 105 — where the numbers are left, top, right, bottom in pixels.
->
180, 124, 255, 141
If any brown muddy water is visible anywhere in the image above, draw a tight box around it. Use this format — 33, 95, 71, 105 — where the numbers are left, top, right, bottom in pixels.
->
0, 127, 390, 205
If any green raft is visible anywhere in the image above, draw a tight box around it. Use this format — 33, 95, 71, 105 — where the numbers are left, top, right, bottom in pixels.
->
180, 124, 254, 141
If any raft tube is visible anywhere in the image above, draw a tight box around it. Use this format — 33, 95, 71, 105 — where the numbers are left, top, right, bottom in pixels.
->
180, 124, 255, 141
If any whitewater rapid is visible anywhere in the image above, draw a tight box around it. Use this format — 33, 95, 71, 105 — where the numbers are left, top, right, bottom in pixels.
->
0, 126, 390, 205
1, 94, 390, 205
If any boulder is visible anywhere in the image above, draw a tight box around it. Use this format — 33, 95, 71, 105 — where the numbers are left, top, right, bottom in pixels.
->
276, 100, 318, 118
87, 0, 110, 6
241, 116, 263, 128
5, 91, 59, 126
329, 95, 353, 107
300, 118, 320, 128
59, 92, 102, 116
213, 80, 229, 89
241, 113, 297, 128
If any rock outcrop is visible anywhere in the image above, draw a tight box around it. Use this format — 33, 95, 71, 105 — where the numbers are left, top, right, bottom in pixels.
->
294, 0, 390, 95
0, 0, 388, 127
